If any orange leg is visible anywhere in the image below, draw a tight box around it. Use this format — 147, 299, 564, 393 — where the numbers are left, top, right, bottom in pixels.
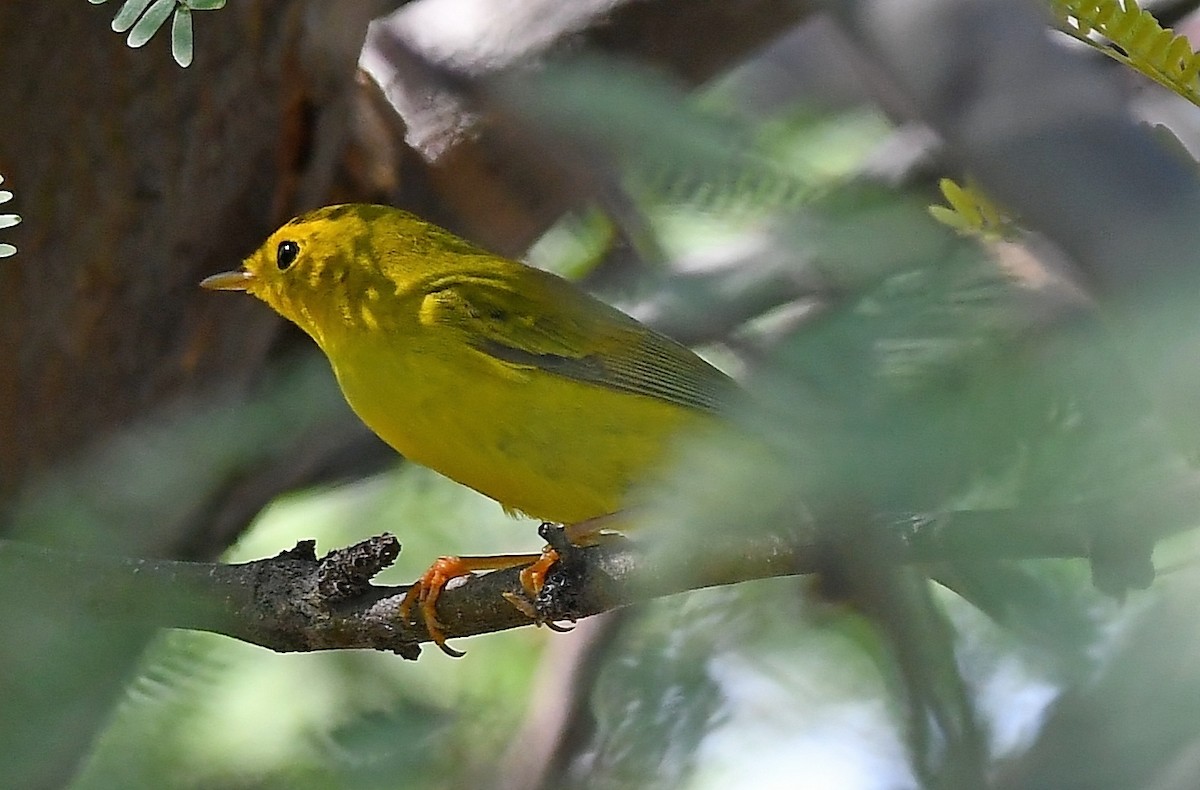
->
519, 548, 560, 600
400, 553, 541, 657
520, 514, 628, 601
403, 513, 627, 656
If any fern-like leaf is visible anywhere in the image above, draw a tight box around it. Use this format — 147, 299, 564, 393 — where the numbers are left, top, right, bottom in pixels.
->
88, 0, 226, 67
1050, 0, 1200, 106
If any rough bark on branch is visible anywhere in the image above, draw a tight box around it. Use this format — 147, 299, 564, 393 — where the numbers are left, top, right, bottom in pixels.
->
9, 477, 1200, 659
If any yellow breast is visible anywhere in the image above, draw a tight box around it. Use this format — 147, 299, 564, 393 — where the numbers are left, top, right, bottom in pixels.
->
327, 322, 711, 524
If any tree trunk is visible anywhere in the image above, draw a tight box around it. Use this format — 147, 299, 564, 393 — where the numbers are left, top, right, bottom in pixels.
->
0, 2, 393, 784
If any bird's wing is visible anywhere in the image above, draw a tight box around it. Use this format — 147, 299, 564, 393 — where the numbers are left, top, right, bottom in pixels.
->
419, 269, 735, 414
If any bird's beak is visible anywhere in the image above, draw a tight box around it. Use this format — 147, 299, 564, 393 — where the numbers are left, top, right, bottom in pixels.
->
200, 269, 256, 291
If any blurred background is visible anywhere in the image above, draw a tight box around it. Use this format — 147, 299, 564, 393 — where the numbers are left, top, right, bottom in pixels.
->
6, 0, 1200, 787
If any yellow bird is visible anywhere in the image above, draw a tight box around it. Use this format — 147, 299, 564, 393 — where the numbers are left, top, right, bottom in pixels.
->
202, 204, 733, 653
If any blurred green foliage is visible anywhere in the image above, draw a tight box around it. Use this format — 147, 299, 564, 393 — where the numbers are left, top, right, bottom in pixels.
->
36, 25, 1200, 790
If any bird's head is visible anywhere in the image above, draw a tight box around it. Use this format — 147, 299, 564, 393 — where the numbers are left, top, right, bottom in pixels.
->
201, 204, 478, 346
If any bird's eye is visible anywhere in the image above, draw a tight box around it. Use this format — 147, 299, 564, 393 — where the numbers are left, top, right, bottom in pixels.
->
276, 240, 301, 270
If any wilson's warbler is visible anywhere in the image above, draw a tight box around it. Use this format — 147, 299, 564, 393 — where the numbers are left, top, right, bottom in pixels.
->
202, 204, 733, 653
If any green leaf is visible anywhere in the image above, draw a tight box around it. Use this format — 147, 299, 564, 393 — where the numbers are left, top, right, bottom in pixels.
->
927, 205, 971, 233
184, 0, 226, 9
110, 0, 154, 33
126, 0, 174, 48
171, 6, 193, 68
1051, 0, 1200, 107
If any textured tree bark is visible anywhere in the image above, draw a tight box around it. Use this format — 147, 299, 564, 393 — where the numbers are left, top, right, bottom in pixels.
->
0, 0, 387, 509
0, 2, 398, 785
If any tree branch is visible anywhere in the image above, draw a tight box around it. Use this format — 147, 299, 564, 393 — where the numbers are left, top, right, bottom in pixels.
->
10, 475, 1199, 658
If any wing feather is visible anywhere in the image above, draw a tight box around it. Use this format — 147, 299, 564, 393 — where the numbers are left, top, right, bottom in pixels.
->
420, 267, 734, 414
